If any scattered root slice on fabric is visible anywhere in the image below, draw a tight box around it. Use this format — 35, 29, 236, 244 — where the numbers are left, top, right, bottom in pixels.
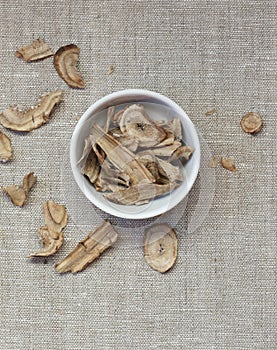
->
0, 90, 62, 132
28, 201, 68, 257
15, 38, 54, 62
2, 172, 37, 207
0, 130, 12, 162
55, 221, 118, 273
220, 157, 237, 172
108, 65, 115, 75
205, 108, 217, 116
143, 223, 178, 273
240, 112, 263, 134
54, 44, 85, 89
208, 156, 217, 168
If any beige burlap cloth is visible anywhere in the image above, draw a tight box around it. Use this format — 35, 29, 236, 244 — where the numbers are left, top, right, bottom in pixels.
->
0, 1, 276, 349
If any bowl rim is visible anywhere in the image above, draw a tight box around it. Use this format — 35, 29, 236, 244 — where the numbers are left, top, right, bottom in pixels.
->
70, 89, 201, 219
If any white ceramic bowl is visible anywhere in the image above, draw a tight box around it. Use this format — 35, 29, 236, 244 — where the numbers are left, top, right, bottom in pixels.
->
70, 89, 200, 219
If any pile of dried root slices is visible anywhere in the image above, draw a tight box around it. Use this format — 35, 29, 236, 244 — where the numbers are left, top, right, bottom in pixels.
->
78, 104, 194, 205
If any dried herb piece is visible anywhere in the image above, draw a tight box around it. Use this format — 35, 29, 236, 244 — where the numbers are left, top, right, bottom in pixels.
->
105, 106, 115, 133
168, 145, 194, 163
0, 90, 62, 132
240, 112, 263, 134
205, 108, 217, 116
55, 221, 118, 273
108, 65, 115, 75
104, 182, 179, 205
43, 201, 68, 234
28, 227, 64, 257
90, 125, 155, 185
0, 130, 12, 162
119, 104, 166, 148
54, 44, 85, 89
3, 172, 37, 206
29, 201, 68, 257
144, 223, 178, 273
15, 39, 54, 62
221, 157, 237, 172
208, 156, 217, 168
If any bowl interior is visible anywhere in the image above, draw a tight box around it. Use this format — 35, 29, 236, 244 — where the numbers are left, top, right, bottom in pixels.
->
70, 90, 200, 219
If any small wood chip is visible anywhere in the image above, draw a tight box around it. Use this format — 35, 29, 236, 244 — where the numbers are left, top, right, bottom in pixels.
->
205, 108, 217, 116
3, 172, 37, 206
55, 221, 118, 273
240, 112, 263, 134
208, 156, 217, 168
144, 223, 178, 273
108, 65, 115, 75
15, 39, 54, 62
0, 130, 12, 162
220, 157, 237, 172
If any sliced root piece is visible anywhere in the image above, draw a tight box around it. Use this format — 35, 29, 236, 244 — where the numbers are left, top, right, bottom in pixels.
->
3, 185, 27, 207
119, 104, 166, 147
168, 145, 194, 163
0, 130, 12, 162
104, 182, 179, 206
150, 141, 182, 157
105, 106, 115, 133
54, 44, 85, 89
15, 39, 54, 62
43, 201, 68, 234
144, 223, 178, 273
28, 201, 67, 257
108, 65, 115, 75
2, 172, 37, 206
82, 149, 100, 184
0, 90, 62, 132
28, 227, 64, 257
220, 157, 237, 172
90, 124, 155, 185
208, 156, 217, 168
240, 112, 263, 134
156, 157, 183, 183
55, 221, 118, 273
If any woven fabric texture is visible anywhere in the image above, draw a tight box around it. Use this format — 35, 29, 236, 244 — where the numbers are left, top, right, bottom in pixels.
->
0, 1, 276, 349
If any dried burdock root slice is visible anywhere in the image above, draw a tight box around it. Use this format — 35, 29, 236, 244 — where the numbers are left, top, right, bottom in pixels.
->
81, 149, 100, 184
54, 44, 85, 89
55, 221, 118, 273
43, 201, 68, 234
159, 118, 183, 141
0, 90, 62, 132
221, 157, 237, 172
104, 182, 179, 206
208, 156, 217, 168
28, 226, 64, 257
119, 104, 166, 148
91, 124, 155, 185
143, 223, 178, 273
150, 141, 182, 157
28, 201, 67, 257
15, 39, 54, 62
240, 112, 263, 134
3, 172, 37, 206
105, 106, 115, 133
0, 130, 12, 162
168, 145, 194, 163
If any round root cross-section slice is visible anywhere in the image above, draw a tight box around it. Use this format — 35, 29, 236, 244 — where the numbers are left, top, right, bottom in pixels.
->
240, 112, 263, 134
54, 44, 85, 89
143, 223, 178, 273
